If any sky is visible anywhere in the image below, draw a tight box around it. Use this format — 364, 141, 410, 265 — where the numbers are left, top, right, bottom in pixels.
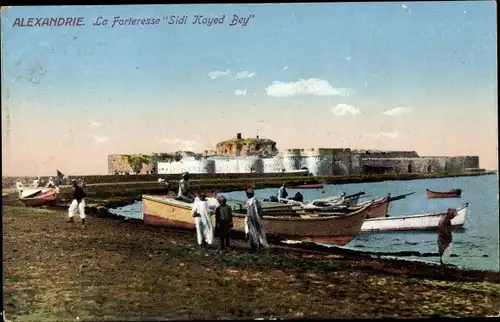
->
1, 2, 498, 176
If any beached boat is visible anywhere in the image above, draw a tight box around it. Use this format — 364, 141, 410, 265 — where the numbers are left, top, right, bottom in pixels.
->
358, 196, 390, 219
361, 203, 470, 232
18, 188, 45, 199
426, 188, 462, 199
142, 195, 373, 245
20, 189, 59, 207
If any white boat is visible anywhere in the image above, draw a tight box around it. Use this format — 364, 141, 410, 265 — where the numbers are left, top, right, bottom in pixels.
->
276, 193, 360, 210
311, 192, 363, 207
361, 203, 470, 232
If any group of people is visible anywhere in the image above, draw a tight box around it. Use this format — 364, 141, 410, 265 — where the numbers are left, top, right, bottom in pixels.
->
176, 172, 268, 251
16, 170, 457, 264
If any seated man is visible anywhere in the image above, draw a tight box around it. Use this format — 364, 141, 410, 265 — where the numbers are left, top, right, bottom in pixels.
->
176, 172, 195, 203
293, 192, 304, 203
277, 183, 288, 203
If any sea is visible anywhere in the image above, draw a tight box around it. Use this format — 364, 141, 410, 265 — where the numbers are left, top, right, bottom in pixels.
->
109, 174, 499, 272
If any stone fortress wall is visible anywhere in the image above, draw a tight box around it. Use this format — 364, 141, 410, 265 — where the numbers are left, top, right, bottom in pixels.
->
108, 133, 481, 176
152, 150, 480, 176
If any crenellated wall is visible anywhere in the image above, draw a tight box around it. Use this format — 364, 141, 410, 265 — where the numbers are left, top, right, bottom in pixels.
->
157, 158, 216, 174
113, 149, 480, 176
263, 156, 285, 173
281, 149, 302, 172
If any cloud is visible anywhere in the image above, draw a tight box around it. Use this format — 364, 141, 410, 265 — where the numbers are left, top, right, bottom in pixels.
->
332, 104, 361, 116
401, 4, 408, 9
364, 132, 399, 139
235, 71, 255, 79
89, 120, 101, 128
233, 89, 247, 96
163, 138, 197, 151
382, 107, 413, 116
265, 78, 351, 98
345, 57, 351, 61
208, 69, 231, 80
94, 136, 109, 144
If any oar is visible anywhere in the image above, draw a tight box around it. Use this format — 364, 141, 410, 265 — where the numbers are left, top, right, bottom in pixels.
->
388, 192, 415, 202
345, 191, 366, 199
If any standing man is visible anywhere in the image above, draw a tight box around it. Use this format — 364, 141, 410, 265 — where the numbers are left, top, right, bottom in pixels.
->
277, 183, 288, 203
46, 177, 56, 188
68, 180, 87, 225
191, 192, 214, 248
178, 172, 194, 203
438, 208, 457, 265
215, 196, 233, 250
245, 187, 269, 249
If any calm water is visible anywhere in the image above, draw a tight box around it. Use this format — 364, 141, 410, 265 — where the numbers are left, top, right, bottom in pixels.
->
109, 175, 499, 272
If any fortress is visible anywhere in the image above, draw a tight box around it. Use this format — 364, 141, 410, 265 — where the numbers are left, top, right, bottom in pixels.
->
108, 133, 480, 176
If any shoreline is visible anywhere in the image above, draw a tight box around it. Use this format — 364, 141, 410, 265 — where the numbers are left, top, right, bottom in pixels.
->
3, 205, 499, 319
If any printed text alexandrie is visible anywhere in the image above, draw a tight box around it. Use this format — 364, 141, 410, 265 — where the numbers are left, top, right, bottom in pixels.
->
12, 17, 85, 27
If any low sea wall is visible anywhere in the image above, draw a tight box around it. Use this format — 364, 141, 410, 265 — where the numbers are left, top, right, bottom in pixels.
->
2, 171, 308, 189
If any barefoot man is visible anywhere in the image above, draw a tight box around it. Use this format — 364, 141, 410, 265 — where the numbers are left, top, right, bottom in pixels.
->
68, 180, 87, 225
245, 187, 269, 250
438, 208, 457, 265
191, 192, 214, 248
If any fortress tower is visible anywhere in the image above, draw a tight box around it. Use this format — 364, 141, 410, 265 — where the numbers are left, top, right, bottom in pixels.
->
281, 149, 302, 172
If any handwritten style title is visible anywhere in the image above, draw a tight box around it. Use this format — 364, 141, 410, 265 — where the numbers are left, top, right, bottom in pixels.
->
12, 14, 256, 28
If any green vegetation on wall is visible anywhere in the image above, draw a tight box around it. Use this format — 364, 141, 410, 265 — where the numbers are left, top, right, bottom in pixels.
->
125, 154, 152, 173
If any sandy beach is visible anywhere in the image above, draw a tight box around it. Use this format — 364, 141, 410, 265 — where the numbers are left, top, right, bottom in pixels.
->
3, 205, 499, 320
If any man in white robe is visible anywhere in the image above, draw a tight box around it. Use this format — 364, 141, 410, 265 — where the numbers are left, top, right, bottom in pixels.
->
15, 180, 24, 199
245, 188, 269, 249
191, 193, 216, 248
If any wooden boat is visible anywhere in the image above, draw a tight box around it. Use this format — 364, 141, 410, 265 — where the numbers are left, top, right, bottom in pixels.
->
18, 188, 45, 199
269, 191, 363, 211
311, 191, 364, 207
361, 203, 470, 232
288, 183, 324, 189
142, 195, 373, 245
20, 189, 59, 207
426, 188, 462, 199
358, 192, 415, 219
358, 196, 390, 219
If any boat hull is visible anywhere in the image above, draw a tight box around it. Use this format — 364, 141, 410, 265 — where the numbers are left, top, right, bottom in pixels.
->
361, 203, 469, 232
20, 189, 59, 207
426, 189, 462, 199
364, 197, 390, 219
142, 195, 371, 246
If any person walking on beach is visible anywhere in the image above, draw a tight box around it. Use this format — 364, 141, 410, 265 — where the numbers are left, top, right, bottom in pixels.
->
15, 180, 24, 198
191, 192, 214, 248
215, 196, 233, 250
67, 180, 87, 225
438, 208, 457, 265
245, 187, 269, 250
178, 172, 194, 203
46, 177, 56, 188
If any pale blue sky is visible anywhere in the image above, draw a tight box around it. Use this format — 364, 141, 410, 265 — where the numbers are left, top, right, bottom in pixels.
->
1, 2, 497, 175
